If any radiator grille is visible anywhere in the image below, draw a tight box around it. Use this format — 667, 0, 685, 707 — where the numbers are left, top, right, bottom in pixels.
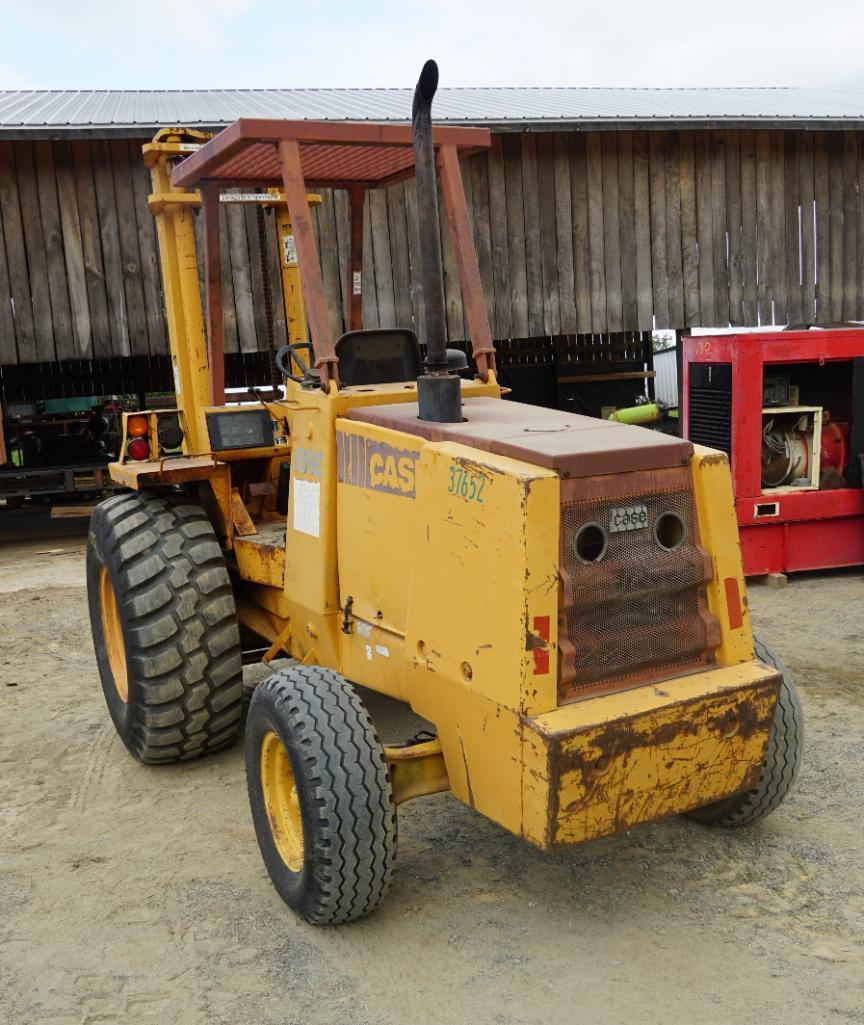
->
559, 474, 719, 700
688, 362, 732, 455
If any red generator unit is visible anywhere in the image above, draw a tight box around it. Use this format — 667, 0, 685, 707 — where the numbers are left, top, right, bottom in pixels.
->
683, 329, 864, 576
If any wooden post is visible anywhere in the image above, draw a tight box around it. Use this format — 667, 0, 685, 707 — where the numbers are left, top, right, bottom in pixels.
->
437, 144, 496, 379
202, 184, 225, 405
347, 186, 365, 332
278, 140, 338, 387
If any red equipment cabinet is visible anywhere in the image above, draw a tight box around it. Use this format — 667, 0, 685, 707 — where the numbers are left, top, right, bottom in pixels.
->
682, 329, 864, 576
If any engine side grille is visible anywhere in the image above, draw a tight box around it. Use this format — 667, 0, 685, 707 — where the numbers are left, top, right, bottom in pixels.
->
688, 362, 732, 455
558, 467, 720, 702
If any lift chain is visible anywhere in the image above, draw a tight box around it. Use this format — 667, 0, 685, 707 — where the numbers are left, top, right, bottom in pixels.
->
256, 203, 280, 391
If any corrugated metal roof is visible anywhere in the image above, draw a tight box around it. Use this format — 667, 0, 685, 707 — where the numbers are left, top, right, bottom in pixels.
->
1, 87, 864, 136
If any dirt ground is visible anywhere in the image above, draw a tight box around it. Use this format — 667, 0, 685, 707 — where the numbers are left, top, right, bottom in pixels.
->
1, 506, 862, 1025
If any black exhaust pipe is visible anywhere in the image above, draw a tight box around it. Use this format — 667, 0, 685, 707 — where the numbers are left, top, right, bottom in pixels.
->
412, 59, 462, 423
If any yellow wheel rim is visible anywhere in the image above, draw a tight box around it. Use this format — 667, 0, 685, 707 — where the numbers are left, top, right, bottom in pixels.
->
99, 565, 128, 703
260, 730, 305, 872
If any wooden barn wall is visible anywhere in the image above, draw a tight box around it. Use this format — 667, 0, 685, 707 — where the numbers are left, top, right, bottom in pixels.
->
1, 129, 864, 369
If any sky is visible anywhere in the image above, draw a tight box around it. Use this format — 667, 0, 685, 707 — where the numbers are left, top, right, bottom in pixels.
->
1, 0, 864, 92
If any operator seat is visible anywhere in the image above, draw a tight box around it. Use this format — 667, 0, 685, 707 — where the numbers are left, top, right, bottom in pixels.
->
334, 329, 421, 386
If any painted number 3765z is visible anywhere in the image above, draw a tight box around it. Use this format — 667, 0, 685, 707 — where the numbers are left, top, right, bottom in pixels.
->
448, 464, 486, 504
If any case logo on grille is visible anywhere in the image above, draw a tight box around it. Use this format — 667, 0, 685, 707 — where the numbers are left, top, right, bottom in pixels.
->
337, 432, 419, 498
609, 503, 648, 532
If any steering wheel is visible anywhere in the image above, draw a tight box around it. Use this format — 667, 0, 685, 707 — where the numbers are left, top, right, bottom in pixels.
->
275, 343, 321, 386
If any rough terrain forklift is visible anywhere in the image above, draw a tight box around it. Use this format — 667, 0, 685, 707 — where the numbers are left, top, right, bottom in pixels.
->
87, 61, 803, 924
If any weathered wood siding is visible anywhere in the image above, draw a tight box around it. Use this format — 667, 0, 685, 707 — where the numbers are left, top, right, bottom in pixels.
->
1, 129, 863, 367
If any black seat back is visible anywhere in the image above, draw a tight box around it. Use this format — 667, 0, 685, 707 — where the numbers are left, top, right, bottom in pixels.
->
335, 329, 421, 386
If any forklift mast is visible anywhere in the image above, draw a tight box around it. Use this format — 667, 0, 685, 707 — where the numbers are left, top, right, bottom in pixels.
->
142, 128, 312, 451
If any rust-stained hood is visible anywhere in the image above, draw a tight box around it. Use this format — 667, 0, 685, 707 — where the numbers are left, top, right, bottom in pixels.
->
346, 397, 692, 477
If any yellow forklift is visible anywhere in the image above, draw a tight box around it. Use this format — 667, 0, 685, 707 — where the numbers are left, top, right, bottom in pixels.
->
87, 62, 803, 924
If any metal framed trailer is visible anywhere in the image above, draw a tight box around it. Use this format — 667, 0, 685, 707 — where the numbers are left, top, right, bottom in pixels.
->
682, 329, 864, 575
0, 398, 118, 506
0, 462, 112, 503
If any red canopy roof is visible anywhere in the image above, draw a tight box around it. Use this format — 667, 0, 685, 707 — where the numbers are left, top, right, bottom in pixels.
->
171, 117, 490, 190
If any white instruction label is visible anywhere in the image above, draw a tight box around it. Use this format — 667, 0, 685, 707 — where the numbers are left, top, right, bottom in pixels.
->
293, 479, 320, 538
282, 232, 298, 267
352, 271, 362, 295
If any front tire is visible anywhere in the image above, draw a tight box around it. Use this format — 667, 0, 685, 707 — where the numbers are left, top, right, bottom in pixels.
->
687, 636, 803, 827
245, 666, 397, 924
86, 490, 243, 763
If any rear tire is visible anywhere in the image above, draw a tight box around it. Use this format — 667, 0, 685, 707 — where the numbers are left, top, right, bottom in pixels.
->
687, 636, 803, 827
245, 665, 397, 924
86, 489, 243, 764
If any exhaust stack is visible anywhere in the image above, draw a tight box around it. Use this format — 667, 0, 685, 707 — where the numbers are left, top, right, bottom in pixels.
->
412, 59, 462, 423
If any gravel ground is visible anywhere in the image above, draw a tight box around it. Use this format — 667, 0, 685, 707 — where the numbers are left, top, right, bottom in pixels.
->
1, 506, 862, 1025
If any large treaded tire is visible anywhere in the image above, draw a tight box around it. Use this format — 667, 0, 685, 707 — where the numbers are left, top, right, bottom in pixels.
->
245, 666, 397, 924
687, 636, 803, 827
87, 489, 243, 764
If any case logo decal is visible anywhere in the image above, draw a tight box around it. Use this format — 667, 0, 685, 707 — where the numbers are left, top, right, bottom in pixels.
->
337, 432, 418, 498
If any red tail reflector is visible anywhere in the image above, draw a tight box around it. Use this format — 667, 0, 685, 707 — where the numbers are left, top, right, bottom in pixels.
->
127, 438, 150, 461
532, 615, 551, 675
723, 577, 744, 630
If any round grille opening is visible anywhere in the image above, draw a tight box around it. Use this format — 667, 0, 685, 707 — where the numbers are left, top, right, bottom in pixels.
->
573, 522, 608, 563
654, 511, 685, 551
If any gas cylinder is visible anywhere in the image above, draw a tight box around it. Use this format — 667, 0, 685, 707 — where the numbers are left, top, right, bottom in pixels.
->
607, 401, 667, 425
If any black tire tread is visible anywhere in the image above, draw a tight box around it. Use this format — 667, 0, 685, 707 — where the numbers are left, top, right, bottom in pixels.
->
687, 636, 803, 827
246, 666, 396, 924
88, 490, 243, 764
